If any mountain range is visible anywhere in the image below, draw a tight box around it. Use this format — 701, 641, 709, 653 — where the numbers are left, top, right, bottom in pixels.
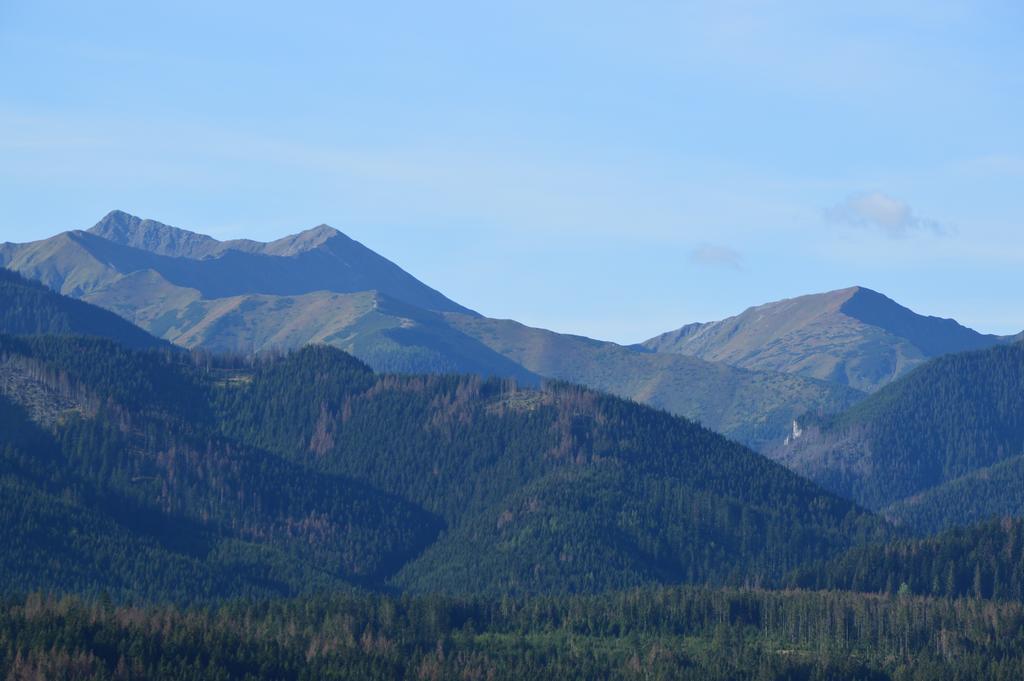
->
3, 212, 1024, 680
0, 272, 889, 598
2, 211, 1017, 452
2, 253, 1019, 595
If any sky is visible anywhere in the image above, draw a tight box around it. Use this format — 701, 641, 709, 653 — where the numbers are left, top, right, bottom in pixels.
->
1, 1, 1022, 343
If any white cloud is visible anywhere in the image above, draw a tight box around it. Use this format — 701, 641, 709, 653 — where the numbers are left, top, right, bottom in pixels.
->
689, 244, 743, 270
826, 192, 945, 238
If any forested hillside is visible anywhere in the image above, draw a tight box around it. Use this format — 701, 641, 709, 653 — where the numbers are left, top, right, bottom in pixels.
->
0, 268, 167, 349
4, 588, 1024, 680
0, 332, 887, 601
213, 345, 885, 593
790, 517, 1024, 600
0, 336, 442, 601
770, 342, 1024, 519
884, 454, 1024, 533
5, 1, 1022, 677
445, 312, 863, 450
4, 278, 1023, 681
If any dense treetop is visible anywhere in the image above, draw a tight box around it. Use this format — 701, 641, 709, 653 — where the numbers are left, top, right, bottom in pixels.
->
1, 333, 888, 600
773, 342, 1024, 515
0, 268, 167, 350
4, 588, 1024, 680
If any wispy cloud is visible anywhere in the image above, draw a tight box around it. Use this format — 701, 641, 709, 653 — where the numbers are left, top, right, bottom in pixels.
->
826, 192, 946, 238
689, 244, 743, 270
954, 154, 1024, 178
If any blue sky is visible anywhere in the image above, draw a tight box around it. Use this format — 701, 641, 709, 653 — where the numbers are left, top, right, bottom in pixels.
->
1, 1, 1022, 342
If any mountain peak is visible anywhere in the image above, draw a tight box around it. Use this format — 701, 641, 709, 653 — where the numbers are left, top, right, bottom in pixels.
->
14, 211, 475, 316
262, 224, 342, 257
309, 223, 340, 236
642, 285, 1006, 392
288, 223, 341, 240
838, 286, 1001, 357
93, 208, 137, 227
88, 209, 144, 239
88, 211, 350, 259
89, 210, 220, 258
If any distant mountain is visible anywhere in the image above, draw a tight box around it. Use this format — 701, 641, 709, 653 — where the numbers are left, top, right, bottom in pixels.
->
444, 313, 863, 450
1, 211, 536, 383
641, 286, 1014, 393
768, 342, 1024, 527
2, 209, 471, 312
2, 211, 862, 448
0, 267, 167, 350
0, 334, 887, 599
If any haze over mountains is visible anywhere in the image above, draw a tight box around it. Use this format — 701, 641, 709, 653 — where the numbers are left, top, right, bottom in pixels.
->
2, 210, 1015, 450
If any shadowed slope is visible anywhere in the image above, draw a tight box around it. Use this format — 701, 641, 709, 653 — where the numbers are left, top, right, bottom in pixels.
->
769, 343, 1024, 517
0, 267, 167, 350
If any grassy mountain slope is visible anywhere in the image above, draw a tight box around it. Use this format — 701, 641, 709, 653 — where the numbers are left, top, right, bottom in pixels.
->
1, 212, 540, 382
85, 210, 472, 312
100, 281, 541, 380
769, 342, 1024, 516
642, 286, 1012, 392
444, 313, 863, 450
3, 211, 865, 448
